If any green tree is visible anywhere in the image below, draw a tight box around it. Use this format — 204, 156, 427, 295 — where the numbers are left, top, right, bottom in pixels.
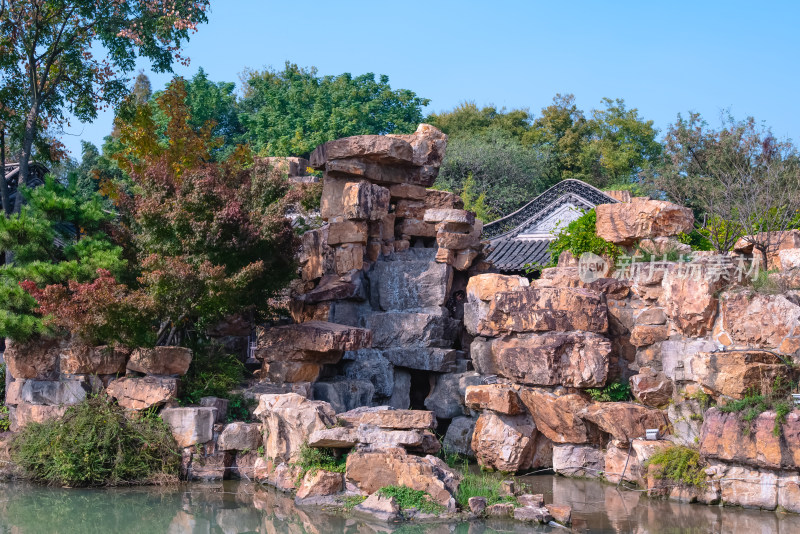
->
0, 175, 126, 341
427, 102, 532, 141
238, 62, 429, 156
0, 0, 210, 214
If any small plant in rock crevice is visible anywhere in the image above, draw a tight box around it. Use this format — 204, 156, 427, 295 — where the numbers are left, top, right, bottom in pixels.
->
587, 381, 632, 402
376, 485, 444, 514
455, 463, 518, 509
293, 444, 346, 483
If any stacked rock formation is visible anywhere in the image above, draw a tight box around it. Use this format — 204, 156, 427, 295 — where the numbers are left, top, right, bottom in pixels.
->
461, 196, 800, 513
253, 124, 486, 416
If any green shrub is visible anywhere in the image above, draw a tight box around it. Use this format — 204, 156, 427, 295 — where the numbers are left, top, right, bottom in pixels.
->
11, 396, 179, 486
643, 445, 706, 488
179, 343, 246, 405
376, 485, 444, 514
677, 230, 713, 251
225, 394, 256, 423
547, 209, 621, 267
342, 495, 366, 510
0, 406, 10, 432
587, 381, 632, 402
294, 444, 346, 482
750, 269, 783, 295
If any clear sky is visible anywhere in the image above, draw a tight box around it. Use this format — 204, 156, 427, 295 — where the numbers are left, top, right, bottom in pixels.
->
61, 0, 800, 157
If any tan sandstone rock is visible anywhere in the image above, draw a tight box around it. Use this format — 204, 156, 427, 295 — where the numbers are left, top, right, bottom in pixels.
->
518, 387, 594, 444
579, 402, 669, 444
595, 197, 694, 245
60, 344, 130, 375
12, 403, 68, 430
661, 261, 734, 337
471, 412, 535, 472
4, 338, 64, 380
253, 393, 336, 463
629, 368, 674, 407
310, 135, 413, 168
464, 274, 529, 336
691, 351, 787, 399
464, 384, 524, 415
473, 332, 610, 388
338, 408, 436, 430
345, 448, 460, 507
126, 346, 192, 376
719, 291, 800, 349
296, 470, 344, 499
106, 376, 178, 410
342, 181, 390, 221
699, 408, 800, 470
255, 321, 371, 362
160, 407, 216, 448
477, 287, 608, 337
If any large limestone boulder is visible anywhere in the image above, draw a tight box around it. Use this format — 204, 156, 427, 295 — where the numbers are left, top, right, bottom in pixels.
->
4, 338, 64, 380
342, 349, 394, 398
604, 440, 671, 486
579, 402, 670, 444
368, 257, 452, 311
476, 287, 608, 337
718, 291, 800, 350
126, 346, 192, 376
472, 332, 610, 388
106, 376, 178, 410
310, 135, 413, 168
160, 407, 216, 448
342, 181, 390, 221
699, 408, 800, 470
345, 448, 461, 507
464, 273, 529, 336
518, 388, 594, 444
312, 378, 375, 413
337, 407, 436, 430
255, 321, 371, 363
253, 393, 336, 463
387, 123, 449, 168
60, 344, 129, 375
471, 412, 535, 472
552, 444, 605, 478
595, 198, 694, 245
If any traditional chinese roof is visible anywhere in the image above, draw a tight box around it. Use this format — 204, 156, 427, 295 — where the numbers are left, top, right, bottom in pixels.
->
482, 179, 619, 272
4, 162, 49, 205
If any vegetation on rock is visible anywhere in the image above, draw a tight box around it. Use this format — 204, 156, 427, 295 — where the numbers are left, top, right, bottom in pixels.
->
586, 381, 633, 403
294, 444, 346, 482
718, 376, 796, 436
376, 485, 444, 514
546, 209, 622, 267
11, 396, 179, 486
643, 445, 707, 489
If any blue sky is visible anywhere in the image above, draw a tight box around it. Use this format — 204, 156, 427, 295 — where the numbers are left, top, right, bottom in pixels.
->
62, 0, 800, 157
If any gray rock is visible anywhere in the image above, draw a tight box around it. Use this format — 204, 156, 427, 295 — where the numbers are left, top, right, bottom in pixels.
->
352, 493, 402, 522
312, 378, 375, 413
308, 426, 358, 448
667, 399, 705, 446
343, 349, 394, 397
443, 416, 476, 457
552, 444, 605, 479
161, 407, 217, 448
20, 380, 86, 406
217, 422, 262, 451
468, 496, 487, 515
364, 310, 460, 349
424, 372, 482, 419
356, 424, 424, 448
388, 369, 411, 409
381, 347, 462, 372
200, 397, 229, 423
661, 339, 718, 382
369, 257, 452, 311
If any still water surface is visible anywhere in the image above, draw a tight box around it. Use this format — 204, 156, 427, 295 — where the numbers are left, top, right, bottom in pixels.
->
0, 475, 797, 533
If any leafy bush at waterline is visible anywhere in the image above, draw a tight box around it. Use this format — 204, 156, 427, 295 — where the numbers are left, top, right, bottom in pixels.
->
643, 445, 707, 488
11, 396, 179, 486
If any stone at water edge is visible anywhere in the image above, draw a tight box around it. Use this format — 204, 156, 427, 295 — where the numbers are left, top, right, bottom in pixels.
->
552, 444, 605, 478
579, 402, 670, 445
471, 412, 535, 472
468, 496, 487, 515
545, 504, 572, 525
253, 393, 336, 464
513, 506, 552, 523
518, 494, 545, 507
485, 503, 514, 517
352, 493, 403, 523
295, 470, 344, 499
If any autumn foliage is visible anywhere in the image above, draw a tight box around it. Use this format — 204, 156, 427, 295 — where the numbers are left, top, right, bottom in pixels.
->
16, 79, 306, 346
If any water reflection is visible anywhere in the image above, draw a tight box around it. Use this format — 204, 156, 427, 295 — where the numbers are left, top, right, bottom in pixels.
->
0, 476, 797, 533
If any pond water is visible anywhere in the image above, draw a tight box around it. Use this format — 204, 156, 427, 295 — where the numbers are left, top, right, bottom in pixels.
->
0, 475, 797, 534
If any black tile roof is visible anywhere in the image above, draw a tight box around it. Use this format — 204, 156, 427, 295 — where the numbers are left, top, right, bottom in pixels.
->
482, 179, 619, 272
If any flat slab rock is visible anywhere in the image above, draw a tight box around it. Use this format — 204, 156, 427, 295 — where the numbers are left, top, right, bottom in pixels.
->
337, 407, 437, 430
256, 320, 371, 354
